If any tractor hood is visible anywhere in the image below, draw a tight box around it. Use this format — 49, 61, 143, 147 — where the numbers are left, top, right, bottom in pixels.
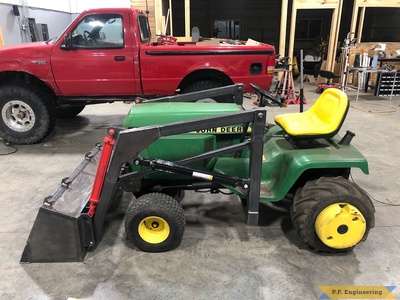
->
0, 42, 54, 71
123, 103, 242, 128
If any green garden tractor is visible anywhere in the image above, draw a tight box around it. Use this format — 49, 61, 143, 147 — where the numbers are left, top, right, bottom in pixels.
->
21, 84, 375, 263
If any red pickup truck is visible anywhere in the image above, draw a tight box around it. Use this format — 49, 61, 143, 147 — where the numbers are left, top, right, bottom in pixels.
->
0, 8, 275, 144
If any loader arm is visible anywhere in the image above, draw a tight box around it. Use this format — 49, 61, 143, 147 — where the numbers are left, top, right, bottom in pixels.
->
94, 109, 266, 241
21, 109, 266, 263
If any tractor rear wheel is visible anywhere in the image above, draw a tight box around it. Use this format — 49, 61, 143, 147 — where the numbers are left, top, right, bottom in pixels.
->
125, 193, 186, 252
291, 177, 375, 252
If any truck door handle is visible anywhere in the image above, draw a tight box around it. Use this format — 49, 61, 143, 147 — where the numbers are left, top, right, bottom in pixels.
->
114, 56, 126, 61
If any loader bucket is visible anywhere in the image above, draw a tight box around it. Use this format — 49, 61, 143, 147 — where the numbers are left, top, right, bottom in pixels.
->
21, 144, 103, 263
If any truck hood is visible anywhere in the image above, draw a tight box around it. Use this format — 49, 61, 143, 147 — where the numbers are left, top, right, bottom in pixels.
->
0, 42, 53, 70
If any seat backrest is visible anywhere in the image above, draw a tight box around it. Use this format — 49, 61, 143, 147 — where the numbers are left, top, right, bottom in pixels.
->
303, 61, 321, 76
310, 88, 349, 132
274, 88, 349, 139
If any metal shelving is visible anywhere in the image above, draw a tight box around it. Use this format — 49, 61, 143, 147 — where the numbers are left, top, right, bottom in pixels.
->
375, 70, 400, 97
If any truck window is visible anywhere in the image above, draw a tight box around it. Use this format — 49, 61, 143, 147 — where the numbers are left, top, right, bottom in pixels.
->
137, 15, 151, 43
71, 14, 124, 49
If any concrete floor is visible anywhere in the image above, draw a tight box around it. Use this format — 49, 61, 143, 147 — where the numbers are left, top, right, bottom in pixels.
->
0, 82, 399, 300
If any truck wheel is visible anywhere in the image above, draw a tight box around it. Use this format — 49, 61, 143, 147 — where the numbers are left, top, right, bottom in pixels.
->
125, 192, 186, 252
291, 177, 375, 253
56, 105, 86, 119
183, 80, 233, 103
0, 85, 55, 144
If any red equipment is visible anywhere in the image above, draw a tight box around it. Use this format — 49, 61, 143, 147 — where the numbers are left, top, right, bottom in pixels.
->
316, 70, 341, 94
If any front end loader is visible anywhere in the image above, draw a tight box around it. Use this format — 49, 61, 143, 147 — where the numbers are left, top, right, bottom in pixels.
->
21, 84, 375, 263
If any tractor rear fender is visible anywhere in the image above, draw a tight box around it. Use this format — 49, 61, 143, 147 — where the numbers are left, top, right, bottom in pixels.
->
214, 125, 369, 201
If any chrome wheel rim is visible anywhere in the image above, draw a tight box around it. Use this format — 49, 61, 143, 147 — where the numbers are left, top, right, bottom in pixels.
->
2, 100, 35, 132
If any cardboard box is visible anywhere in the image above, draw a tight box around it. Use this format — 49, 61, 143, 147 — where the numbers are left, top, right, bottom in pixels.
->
245, 38, 260, 46
368, 49, 380, 58
196, 39, 220, 46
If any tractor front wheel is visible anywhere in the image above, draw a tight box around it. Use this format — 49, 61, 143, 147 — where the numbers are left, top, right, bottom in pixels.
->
291, 177, 375, 252
125, 193, 186, 252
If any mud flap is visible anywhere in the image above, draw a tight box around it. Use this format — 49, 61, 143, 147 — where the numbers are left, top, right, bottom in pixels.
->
21, 145, 102, 263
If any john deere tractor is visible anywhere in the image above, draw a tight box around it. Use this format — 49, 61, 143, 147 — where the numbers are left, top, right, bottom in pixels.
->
21, 84, 375, 263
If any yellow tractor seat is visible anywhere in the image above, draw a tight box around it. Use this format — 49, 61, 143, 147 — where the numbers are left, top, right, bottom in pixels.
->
274, 88, 349, 139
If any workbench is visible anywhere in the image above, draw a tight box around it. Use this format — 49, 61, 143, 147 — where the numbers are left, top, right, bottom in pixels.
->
349, 67, 398, 101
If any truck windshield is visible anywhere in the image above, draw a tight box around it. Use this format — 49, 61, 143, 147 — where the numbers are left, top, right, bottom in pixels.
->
137, 15, 151, 42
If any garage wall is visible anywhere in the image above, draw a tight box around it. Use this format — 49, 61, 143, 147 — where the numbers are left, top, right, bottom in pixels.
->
28, 8, 73, 38
363, 7, 400, 42
186, 0, 281, 45
0, 0, 131, 13
0, 3, 73, 45
0, 3, 21, 45
70, 0, 131, 14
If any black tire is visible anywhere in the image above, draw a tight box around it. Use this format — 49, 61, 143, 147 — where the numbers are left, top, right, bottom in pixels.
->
316, 87, 324, 94
182, 80, 233, 103
291, 177, 375, 253
125, 192, 186, 252
0, 85, 55, 144
133, 190, 185, 202
56, 105, 86, 119
166, 189, 185, 203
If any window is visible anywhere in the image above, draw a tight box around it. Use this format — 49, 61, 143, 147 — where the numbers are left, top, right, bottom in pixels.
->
213, 20, 241, 40
71, 14, 124, 49
295, 19, 322, 40
137, 15, 151, 42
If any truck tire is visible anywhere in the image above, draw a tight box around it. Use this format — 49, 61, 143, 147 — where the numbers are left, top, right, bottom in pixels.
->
291, 176, 375, 253
183, 80, 233, 103
0, 85, 55, 144
56, 105, 86, 119
125, 192, 186, 252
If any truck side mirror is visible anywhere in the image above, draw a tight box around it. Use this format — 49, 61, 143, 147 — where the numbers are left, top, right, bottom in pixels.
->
60, 33, 73, 50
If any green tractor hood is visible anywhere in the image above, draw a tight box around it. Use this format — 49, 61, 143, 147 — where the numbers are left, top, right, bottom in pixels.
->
123, 102, 242, 127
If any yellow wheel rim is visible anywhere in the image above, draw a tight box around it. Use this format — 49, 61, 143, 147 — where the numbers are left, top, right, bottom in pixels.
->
315, 203, 366, 249
138, 216, 170, 244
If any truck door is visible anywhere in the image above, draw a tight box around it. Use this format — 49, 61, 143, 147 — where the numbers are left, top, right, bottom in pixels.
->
51, 13, 137, 96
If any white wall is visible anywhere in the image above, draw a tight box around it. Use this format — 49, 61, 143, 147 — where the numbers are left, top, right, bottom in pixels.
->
0, 0, 131, 13
69, 0, 131, 14
0, 3, 22, 45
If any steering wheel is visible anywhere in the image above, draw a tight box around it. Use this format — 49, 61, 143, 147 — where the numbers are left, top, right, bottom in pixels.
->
83, 30, 91, 41
250, 83, 286, 107
83, 30, 99, 46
